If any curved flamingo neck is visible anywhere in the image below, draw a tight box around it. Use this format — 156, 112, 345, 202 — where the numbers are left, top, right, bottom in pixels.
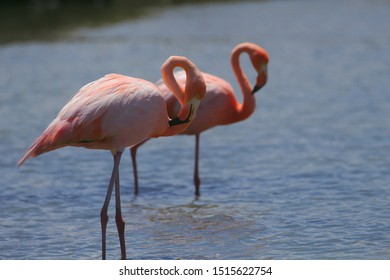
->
161, 61, 185, 108
230, 46, 256, 122
160, 56, 204, 136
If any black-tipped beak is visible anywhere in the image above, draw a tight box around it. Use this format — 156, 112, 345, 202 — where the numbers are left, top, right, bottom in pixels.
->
168, 104, 193, 127
252, 84, 263, 94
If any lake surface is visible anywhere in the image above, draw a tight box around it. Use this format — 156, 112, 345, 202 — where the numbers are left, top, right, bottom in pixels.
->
1, 0, 389, 259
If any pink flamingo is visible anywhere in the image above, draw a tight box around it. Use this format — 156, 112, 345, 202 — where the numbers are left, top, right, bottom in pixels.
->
17, 56, 206, 260
130, 42, 269, 196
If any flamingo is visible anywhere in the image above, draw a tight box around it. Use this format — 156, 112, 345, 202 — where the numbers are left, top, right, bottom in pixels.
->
130, 42, 269, 196
17, 56, 206, 260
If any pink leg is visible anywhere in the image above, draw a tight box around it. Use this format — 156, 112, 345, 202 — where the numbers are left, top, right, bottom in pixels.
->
115, 170, 126, 260
194, 134, 201, 196
100, 151, 122, 260
130, 139, 149, 195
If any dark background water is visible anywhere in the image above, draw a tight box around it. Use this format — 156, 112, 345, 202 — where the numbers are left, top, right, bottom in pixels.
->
0, 0, 389, 259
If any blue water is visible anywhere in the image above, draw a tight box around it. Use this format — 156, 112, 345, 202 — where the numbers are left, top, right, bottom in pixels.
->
1, 0, 390, 259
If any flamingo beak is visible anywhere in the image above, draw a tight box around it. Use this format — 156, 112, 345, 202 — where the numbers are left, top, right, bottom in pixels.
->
252, 84, 263, 94
168, 104, 194, 127
252, 64, 268, 95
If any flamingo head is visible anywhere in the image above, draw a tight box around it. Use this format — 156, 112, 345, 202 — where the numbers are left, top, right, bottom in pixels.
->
249, 45, 269, 94
164, 56, 206, 127
178, 71, 205, 125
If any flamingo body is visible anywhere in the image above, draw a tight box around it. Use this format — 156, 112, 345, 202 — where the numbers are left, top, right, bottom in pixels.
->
18, 56, 206, 259
130, 42, 269, 196
18, 74, 167, 165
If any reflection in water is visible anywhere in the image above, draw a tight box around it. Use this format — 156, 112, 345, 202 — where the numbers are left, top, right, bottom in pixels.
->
0, 0, 239, 44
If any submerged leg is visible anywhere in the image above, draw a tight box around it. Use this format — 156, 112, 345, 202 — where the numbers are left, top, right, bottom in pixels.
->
100, 151, 122, 260
130, 139, 149, 195
115, 170, 126, 260
194, 134, 201, 197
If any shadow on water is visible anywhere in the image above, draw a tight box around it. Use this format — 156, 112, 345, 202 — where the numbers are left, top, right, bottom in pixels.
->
0, 0, 242, 44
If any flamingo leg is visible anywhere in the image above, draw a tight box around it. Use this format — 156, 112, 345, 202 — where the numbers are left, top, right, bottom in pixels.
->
115, 170, 126, 260
130, 139, 149, 195
194, 134, 201, 196
100, 151, 122, 260
130, 146, 140, 196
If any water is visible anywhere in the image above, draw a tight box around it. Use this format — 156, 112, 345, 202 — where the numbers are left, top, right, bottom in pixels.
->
1, 0, 390, 259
